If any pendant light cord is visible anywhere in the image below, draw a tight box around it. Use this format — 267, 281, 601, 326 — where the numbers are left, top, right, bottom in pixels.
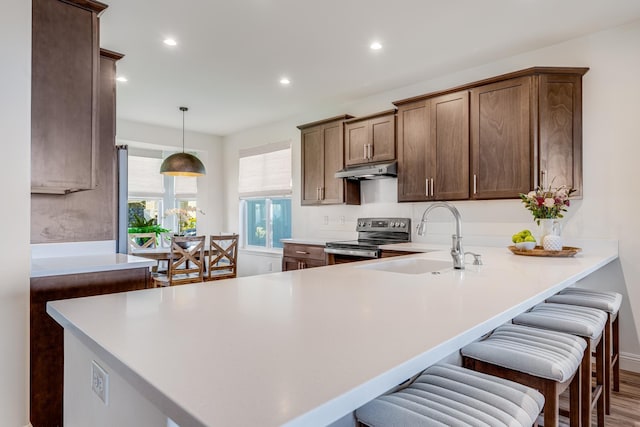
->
180, 106, 188, 153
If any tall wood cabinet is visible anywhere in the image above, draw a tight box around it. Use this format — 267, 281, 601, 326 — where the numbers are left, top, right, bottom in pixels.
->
31, 0, 106, 194
299, 115, 360, 205
31, 46, 124, 243
344, 110, 396, 166
394, 67, 587, 202
396, 91, 469, 202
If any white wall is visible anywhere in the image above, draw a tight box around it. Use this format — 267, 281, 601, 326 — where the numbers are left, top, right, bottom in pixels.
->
223, 20, 640, 368
117, 119, 225, 236
0, 1, 31, 425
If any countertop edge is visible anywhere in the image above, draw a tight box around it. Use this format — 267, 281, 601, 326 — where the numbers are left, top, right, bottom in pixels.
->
31, 254, 156, 278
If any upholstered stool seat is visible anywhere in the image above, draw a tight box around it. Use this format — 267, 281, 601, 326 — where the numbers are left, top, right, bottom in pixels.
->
513, 303, 607, 426
355, 363, 544, 427
547, 287, 622, 414
461, 324, 586, 426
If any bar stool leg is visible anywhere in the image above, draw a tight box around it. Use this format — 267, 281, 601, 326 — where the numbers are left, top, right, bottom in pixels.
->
613, 313, 620, 392
581, 343, 591, 427
570, 364, 582, 427
604, 315, 612, 415
596, 335, 605, 427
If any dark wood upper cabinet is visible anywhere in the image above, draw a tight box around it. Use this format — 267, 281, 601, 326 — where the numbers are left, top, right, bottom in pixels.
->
470, 76, 531, 199
431, 91, 470, 200
31, 0, 106, 194
298, 115, 360, 206
537, 73, 584, 197
344, 110, 396, 166
396, 92, 469, 202
397, 100, 430, 202
394, 66, 587, 201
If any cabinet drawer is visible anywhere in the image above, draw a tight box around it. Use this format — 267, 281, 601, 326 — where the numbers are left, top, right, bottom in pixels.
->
283, 243, 326, 261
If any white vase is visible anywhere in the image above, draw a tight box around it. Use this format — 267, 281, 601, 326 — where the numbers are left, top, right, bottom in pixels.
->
539, 219, 562, 250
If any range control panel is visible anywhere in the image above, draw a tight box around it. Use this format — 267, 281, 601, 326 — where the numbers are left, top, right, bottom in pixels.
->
356, 217, 412, 233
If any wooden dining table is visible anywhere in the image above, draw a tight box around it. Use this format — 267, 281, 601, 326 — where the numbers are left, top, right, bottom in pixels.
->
130, 247, 215, 262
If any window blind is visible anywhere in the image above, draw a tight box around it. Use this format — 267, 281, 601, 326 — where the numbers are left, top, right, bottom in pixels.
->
175, 175, 197, 197
128, 155, 164, 197
238, 141, 291, 198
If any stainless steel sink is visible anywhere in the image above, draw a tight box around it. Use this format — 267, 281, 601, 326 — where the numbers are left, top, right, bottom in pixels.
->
358, 258, 452, 275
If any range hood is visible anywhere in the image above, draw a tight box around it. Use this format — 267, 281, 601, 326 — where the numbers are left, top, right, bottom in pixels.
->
335, 161, 397, 180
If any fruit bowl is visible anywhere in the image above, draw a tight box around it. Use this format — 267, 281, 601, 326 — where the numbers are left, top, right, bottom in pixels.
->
515, 241, 536, 250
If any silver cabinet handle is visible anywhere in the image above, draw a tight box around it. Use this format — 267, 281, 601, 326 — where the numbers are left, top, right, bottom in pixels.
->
540, 170, 546, 188
368, 144, 373, 159
425, 178, 429, 197
363, 145, 367, 160
430, 178, 434, 197
473, 174, 477, 195
321, 187, 325, 200
316, 187, 320, 201
295, 250, 309, 255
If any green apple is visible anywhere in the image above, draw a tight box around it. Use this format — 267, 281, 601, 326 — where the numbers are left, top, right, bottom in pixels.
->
524, 235, 536, 242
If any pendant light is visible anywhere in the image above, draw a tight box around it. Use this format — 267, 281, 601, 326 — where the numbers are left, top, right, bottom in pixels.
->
160, 106, 206, 176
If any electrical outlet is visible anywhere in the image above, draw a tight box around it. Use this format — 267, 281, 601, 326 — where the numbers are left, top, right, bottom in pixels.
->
91, 360, 109, 404
323, 215, 329, 225
339, 215, 345, 225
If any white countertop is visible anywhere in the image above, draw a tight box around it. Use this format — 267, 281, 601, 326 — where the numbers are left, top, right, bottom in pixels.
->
31, 253, 156, 278
47, 243, 617, 426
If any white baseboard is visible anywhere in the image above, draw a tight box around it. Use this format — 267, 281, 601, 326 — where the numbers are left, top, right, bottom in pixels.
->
620, 352, 640, 373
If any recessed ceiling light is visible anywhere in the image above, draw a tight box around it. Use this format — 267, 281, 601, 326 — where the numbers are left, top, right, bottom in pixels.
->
116, 76, 128, 82
280, 77, 291, 85
370, 41, 382, 50
163, 38, 177, 46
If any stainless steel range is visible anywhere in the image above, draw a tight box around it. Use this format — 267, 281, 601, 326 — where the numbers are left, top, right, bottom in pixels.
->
325, 217, 411, 264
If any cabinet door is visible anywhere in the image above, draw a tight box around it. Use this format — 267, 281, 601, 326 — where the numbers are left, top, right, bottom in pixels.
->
301, 126, 323, 205
537, 73, 582, 196
321, 122, 345, 204
431, 91, 470, 200
31, 0, 100, 194
345, 121, 369, 166
397, 100, 430, 202
471, 76, 531, 199
370, 114, 396, 163
282, 257, 301, 271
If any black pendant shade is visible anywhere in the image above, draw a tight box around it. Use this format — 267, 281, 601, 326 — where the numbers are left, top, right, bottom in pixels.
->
160, 106, 206, 176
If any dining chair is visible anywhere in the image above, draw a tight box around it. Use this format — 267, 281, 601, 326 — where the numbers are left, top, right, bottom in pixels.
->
205, 234, 239, 281
152, 235, 206, 287
127, 232, 157, 252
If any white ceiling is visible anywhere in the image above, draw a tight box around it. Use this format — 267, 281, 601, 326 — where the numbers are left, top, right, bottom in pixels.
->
100, 0, 640, 136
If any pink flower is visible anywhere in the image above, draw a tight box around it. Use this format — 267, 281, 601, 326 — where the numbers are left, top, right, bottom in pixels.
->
543, 198, 556, 208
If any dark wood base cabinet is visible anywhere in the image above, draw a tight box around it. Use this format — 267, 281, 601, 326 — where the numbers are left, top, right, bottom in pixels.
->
282, 243, 327, 271
30, 268, 151, 427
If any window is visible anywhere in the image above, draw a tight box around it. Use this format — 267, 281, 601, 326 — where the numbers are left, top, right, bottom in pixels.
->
127, 148, 201, 234
239, 142, 292, 249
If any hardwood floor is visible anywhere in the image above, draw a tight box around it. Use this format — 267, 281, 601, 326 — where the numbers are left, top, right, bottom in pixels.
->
605, 370, 640, 426
558, 370, 640, 426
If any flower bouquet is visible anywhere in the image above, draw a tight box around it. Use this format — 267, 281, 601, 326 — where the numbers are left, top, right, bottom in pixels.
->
519, 184, 576, 225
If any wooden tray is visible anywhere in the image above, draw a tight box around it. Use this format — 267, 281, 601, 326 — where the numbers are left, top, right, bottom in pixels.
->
508, 245, 582, 257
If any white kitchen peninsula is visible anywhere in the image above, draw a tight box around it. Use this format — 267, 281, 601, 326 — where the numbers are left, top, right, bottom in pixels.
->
48, 242, 617, 427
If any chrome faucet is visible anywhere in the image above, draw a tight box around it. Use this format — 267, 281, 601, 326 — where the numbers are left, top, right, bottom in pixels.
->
417, 201, 465, 269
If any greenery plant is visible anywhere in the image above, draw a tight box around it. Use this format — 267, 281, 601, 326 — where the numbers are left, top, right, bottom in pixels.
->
127, 214, 170, 236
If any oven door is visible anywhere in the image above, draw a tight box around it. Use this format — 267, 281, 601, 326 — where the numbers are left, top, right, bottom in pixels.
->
324, 247, 380, 265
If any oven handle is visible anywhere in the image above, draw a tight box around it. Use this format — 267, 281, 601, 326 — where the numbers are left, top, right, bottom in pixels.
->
324, 248, 379, 258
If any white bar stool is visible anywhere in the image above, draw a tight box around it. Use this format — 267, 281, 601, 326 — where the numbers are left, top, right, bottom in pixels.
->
355, 363, 544, 427
546, 288, 622, 414
512, 302, 607, 427
461, 324, 586, 427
